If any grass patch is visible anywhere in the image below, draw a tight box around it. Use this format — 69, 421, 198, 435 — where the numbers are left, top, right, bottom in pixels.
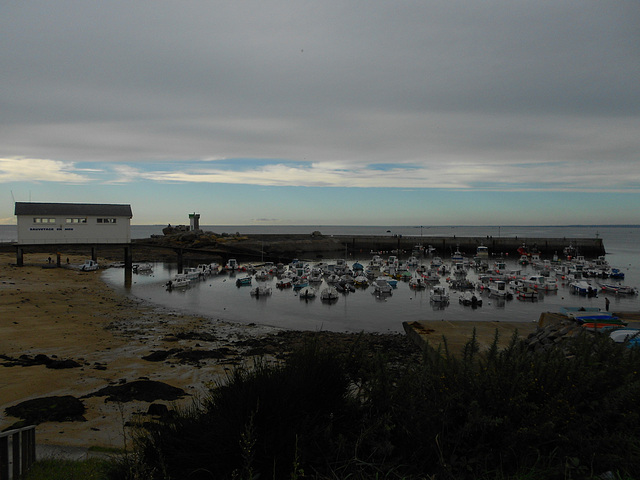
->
23, 458, 112, 480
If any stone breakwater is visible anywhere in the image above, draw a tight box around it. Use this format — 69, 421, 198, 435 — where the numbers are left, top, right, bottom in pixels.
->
149, 232, 605, 262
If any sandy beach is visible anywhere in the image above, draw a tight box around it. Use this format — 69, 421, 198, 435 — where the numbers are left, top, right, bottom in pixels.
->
0, 252, 286, 449
1, 251, 421, 453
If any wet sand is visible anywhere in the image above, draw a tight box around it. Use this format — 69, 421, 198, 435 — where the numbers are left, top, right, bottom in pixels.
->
0, 252, 282, 449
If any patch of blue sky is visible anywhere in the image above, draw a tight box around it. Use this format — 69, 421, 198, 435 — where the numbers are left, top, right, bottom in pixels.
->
189, 158, 306, 170
367, 163, 420, 171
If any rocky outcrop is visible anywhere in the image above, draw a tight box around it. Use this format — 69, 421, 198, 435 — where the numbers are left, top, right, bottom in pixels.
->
524, 317, 584, 353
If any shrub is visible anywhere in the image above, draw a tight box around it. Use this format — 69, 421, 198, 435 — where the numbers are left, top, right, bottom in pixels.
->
113, 331, 640, 480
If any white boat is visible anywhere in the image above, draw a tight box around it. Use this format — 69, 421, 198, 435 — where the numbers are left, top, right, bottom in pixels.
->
320, 287, 339, 302
459, 291, 482, 306
409, 277, 428, 289
250, 286, 272, 297
255, 270, 270, 281
421, 269, 440, 282
516, 285, 538, 300
299, 286, 316, 299
476, 245, 489, 259
430, 285, 449, 303
489, 280, 513, 299
354, 275, 369, 286
372, 277, 393, 294
183, 267, 202, 281
524, 275, 558, 291
133, 263, 153, 273
600, 284, 638, 295
225, 259, 239, 271
570, 280, 598, 296
80, 259, 99, 271
610, 329, 640, 343
406, 256, 419, 267
451, 248, 464, 262
166, 273, 190, 290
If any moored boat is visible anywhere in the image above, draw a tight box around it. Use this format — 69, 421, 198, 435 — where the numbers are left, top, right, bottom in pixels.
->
299, 286, 316, 299
372, 277, 393, 294
600, 284, 638, 295
166, 273, 190, 290
430, 285, 449, 303
250, 286, 272, 297
320, 287, 339, 302
235, 276, 252, 287
459, 291, 482, 306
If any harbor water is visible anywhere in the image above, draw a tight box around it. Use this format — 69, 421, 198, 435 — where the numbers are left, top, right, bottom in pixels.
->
96, 225, 640, 334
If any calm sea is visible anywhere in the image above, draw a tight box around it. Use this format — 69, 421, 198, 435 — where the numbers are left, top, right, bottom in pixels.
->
3, 224, 639, 333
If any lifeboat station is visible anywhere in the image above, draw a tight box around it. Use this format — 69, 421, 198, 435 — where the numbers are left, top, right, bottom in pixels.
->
13, 202, 133, 267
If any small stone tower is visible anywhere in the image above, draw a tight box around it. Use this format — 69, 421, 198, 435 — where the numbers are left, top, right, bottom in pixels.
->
189, 212, 200, 231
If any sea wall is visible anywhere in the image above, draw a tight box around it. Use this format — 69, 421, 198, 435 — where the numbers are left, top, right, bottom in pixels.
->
339, 235, 605, 258
243, 234, 605, 260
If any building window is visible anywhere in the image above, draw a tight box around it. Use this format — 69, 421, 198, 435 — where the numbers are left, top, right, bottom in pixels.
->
33, 218, 56, 224
97, 218, 117, 224
66, 218, 87, 224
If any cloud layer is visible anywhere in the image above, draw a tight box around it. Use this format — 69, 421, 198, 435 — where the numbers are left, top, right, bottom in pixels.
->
1, 1, 639, 223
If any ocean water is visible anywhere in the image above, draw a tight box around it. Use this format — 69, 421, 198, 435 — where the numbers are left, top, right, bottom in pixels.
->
3, 224, 638, 333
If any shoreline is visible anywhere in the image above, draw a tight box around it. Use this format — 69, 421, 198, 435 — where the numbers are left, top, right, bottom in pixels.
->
1, 252, 419, 450
0, 252, 288, 448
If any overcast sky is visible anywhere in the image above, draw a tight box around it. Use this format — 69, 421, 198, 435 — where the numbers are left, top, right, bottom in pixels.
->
1, 1, 639, 226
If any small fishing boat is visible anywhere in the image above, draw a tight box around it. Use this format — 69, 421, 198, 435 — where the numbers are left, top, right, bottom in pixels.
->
293, 277, 309, 289
371, 277, 393, 294
235, 276, 252, 287
255, 270, 270, 281
600, 284, 638, 295
476, 245, 489, 259
133, 263, 153, 274
354, 275, 369, 286
166, 273, 190, 290
299, 286, 316, 299
516, 286, 538, 300
320, 287, 339, 302
430, 285, 449, 303
80, 259, 99, 271
276, 279, 292, 289
250, 286, 272, 297
489, 280, 513, 299
225, 259, 239, 271
569, 280, 598, 296
610, 329, 640, 343
409, 277, 427, 289
459, 291, 482, 307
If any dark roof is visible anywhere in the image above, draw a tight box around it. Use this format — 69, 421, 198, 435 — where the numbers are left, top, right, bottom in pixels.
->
14, 202, 132, 218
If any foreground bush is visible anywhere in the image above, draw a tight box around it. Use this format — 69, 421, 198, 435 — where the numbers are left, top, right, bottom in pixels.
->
112, 331, 640, 480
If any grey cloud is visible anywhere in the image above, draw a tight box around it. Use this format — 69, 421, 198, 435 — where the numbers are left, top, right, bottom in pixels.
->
1, 0, 638, 180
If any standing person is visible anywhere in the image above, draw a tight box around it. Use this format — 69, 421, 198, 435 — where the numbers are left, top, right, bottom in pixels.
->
605, 297, 610, 311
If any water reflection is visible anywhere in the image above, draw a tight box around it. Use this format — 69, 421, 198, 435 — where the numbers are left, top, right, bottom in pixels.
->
101, 258, 640, 334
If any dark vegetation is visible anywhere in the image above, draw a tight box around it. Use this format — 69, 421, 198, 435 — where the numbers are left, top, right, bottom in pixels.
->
105, 331, 640, 479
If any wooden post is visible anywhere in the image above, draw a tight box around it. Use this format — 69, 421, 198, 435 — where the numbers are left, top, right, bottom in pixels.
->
177, 249, 184, 274
124, 245, 133, 270
16, 247, 23, 267
91, 246, 97, 262
0, 434, 8, 479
